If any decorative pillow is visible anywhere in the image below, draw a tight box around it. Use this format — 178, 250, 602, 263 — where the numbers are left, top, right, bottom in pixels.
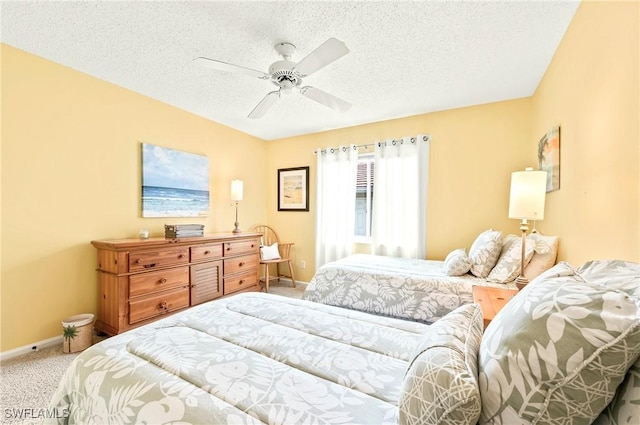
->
584, 261, 640, 425
523, 233, 559, 280
259, 242, 280, 260
594, 356, 640, 425
577, 260, 640, 296
399, 303, 483, 425
468, 229, 502, 278
443, 248, 472, 276
478, 261, 640, 425
486, 234, 534, 283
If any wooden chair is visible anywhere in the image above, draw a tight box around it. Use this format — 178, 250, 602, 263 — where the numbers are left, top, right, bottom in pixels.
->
253, 225, 296, 293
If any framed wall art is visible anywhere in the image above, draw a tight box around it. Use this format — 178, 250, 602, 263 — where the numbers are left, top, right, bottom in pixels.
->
278, 166, 309, 211
538, 126, 561, 192
141, 143, 210, 217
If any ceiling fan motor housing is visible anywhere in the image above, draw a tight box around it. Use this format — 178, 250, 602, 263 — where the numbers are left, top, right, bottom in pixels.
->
269, 60, 301, 89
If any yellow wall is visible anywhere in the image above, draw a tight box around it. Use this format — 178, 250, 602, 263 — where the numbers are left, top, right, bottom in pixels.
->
267, 98, 532, 282
1, 44, 267, 351
530, 0, 639, 264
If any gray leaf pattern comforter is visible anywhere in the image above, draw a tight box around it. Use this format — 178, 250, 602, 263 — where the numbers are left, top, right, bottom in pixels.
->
47, 293, 429, 425
303, 254, 514, 324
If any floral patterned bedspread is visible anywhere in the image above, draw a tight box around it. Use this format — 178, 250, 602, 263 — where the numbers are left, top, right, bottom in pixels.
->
303, 254, 516, 324
47, 293, 429, 425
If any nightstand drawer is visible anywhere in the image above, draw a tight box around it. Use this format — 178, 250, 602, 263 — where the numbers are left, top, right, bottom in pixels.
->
129, 267, 189, 298
129, 286, 189, 324
473, 286, 518, 328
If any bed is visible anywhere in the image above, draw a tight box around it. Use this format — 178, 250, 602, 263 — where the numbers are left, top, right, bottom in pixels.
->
303, 230, 559, 324
48, 260, 640, 425
302, 253, 511, 324
47, 292, 430, 424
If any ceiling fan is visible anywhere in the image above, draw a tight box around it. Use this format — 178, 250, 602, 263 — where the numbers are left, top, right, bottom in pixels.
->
194, 38, 351, 119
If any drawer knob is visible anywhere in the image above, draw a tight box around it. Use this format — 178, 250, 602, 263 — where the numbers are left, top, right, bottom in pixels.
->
226, 246, 231, 251
159, 301, 168, 312
239, 279, 244, 285
136, 259, 142, 264
204, 250, 210, 255
178, 254, 184, 259
239, 262, 245, 267
159, 278, 167, 284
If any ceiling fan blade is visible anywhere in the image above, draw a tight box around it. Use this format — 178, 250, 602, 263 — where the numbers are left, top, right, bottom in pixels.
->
248, 91, 280, 119
293, 38, 349, 77
301, 86, 351, 113
193, 57, 269, 80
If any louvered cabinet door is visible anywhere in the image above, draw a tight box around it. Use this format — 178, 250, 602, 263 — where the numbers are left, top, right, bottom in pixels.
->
190, 260, 223, 305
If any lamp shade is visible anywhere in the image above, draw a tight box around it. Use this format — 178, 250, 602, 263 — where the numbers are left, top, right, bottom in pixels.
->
508, 168, 547, 220
231, 179, 243, 201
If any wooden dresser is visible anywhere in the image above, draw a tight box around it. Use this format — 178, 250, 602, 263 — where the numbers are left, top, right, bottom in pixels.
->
91, 233, 261, 336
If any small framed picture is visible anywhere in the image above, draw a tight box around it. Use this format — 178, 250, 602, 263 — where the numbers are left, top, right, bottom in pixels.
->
278, 166, 309, 211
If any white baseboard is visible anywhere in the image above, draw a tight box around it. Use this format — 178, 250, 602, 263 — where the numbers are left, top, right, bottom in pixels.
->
0, 335, 63, 362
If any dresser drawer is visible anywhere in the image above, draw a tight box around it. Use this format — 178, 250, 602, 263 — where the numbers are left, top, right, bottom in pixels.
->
129, 248, 189, 272
129, 267, 189, 298
224, 253, 259, 275
191, 243, 223, 262
224, 269, 258, 295
223, 239, 259, 257
129, 286, 189, 324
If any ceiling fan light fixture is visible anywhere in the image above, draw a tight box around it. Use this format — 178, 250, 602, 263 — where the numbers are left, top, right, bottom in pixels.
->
195, 37, 351, 118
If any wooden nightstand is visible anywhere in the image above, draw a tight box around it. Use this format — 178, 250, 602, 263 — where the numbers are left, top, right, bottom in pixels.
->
472, 286, 519, 328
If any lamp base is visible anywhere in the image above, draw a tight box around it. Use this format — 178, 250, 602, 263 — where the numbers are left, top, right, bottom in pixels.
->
515, 276, 529, 290
232, 202, 241, 234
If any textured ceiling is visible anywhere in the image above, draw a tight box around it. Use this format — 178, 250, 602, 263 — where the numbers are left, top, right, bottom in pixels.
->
1, 1, 580, 141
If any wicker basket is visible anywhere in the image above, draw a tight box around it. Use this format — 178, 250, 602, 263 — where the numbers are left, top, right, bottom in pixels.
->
62, 314, 94, 353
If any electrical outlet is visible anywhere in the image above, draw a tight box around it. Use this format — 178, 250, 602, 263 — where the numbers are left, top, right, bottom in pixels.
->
300, 260, 306, 269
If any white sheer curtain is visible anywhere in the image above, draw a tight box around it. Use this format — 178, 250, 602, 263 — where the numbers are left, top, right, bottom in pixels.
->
315, 145, 358, 268
371, 135, 430, 258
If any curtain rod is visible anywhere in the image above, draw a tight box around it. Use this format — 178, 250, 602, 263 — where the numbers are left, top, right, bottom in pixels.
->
313, 134, 431, 154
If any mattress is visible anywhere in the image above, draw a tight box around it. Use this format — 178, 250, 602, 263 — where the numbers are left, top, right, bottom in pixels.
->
303, 254, 516, 324
47, 292, 428, 424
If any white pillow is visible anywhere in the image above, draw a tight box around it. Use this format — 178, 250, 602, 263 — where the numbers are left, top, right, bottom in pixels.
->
399, 304, 483, 425
260, 242, 280, 260
468, 229, 502, 278
443, 248, 472, 276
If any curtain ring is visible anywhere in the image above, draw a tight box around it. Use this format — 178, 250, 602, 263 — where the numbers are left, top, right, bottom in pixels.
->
392, 140, 397, 146
330, 148, 335, 153
411, 137, 416, 144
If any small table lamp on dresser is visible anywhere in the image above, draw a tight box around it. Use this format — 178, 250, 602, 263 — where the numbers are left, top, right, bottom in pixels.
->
508, 167, 547, 290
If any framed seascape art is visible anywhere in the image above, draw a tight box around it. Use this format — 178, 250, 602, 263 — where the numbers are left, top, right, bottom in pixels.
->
141, 143, 210, 217
538, 126, 561, 192
278, 166, 309, 211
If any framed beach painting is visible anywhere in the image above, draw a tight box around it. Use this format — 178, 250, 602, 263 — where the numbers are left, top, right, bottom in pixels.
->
278, 166, 309, 211
538, 126, 561, 192
141, 143, 210, 217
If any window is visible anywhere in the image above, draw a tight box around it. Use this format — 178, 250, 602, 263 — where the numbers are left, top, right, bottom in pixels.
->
355, 154, 374, 238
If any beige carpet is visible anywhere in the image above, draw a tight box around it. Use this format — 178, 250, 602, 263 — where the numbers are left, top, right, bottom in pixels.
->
0, 281, 305, 424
